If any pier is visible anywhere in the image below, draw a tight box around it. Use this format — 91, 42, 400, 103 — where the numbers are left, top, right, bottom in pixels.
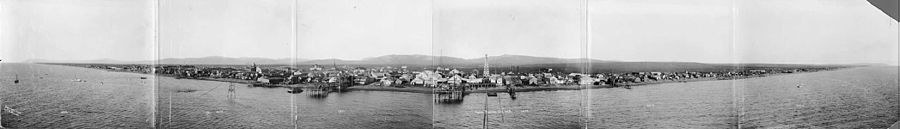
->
305, 79, 352, 97
307, 85, 332, 98
434, 84, 466, 103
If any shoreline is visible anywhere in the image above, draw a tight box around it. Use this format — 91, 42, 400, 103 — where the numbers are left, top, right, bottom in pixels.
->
346, 71, 821, 94
347, 77, 712, 94
50, 63, 839, 94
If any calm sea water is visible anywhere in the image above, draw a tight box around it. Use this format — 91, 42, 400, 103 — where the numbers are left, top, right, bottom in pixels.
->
434, 66, 899, 129
1, 63, 897, 128
0, 63, 154, 128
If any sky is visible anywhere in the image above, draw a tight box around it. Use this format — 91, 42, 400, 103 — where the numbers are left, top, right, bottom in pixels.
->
295, 0, 432, 60
433, 0, 585, 59
0, 0, 155, 62
159, 0, 293, 60
734, 0, 899, 65
1, 0, 897, 65
590, 0, 735, 63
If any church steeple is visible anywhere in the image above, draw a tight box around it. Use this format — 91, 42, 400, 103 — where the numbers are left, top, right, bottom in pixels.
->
252, 63, 262, 74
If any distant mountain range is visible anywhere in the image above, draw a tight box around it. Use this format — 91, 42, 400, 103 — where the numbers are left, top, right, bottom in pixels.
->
299, 54, 616, 65
152, 56, 300, 65
26, 56, 302, 65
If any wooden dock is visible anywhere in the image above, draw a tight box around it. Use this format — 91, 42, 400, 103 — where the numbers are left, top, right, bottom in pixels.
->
307, 87, 331, 98
434, 84, 467, 103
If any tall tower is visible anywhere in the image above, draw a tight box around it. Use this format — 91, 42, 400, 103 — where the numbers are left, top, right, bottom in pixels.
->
483, 54, 489, 77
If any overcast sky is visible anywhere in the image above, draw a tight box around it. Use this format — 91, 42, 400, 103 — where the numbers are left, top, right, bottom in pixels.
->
590, 0, 735, 63
1, 0, 155, 62
433, 0, 585, 59
159, 0, 293, 60
296, 0, 432, 60
1, 0, 897, 65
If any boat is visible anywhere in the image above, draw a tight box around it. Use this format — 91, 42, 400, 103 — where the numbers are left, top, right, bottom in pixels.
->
287, 87, 304, 94
506, 86, 516, 99
140, 77, 147, 79
249, 83, 282, 88
71, 74, 87, 82
487, 92, 498, 97
14, 74, 19, 84
3, 106, 22, 116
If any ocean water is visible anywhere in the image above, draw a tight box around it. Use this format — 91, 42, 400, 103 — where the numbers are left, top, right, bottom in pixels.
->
1, 64, 897, 128
154, 77, 434, 129
0, 63, 154, 128
434, 66, 899, 129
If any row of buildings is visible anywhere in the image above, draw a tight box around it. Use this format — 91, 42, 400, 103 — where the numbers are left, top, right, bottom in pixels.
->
67, 62, 831, 89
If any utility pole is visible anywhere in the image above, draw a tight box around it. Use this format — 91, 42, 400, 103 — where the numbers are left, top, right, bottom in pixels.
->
1, 59, 4, 128
291, 0, 299, 128
483, 94, 488, 129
